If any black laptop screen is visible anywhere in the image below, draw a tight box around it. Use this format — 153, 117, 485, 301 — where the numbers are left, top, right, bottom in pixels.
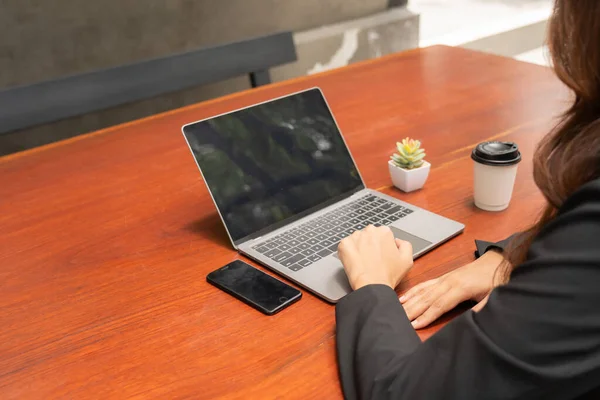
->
183, 88, 364, 242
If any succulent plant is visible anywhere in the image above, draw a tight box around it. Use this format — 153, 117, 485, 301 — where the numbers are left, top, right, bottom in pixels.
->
391, 138, 426, 170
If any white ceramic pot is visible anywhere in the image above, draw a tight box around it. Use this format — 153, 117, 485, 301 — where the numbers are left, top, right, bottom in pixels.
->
388, 160, 431, 193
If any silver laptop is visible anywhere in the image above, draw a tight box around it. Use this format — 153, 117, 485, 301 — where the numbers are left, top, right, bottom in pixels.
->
182, 88, 464, 303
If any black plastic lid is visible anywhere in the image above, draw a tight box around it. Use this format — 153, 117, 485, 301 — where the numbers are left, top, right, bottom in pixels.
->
471, 141, 521, 166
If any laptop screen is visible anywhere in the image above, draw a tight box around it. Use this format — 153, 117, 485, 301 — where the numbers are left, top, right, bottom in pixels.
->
182, 88, 364, 243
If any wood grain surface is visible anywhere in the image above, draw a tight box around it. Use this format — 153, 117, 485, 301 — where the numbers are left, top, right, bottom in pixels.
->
0, 46, 570, 399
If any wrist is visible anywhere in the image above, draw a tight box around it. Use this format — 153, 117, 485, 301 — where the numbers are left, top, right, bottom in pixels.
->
352, 274, 394, 291
477, 249, 505, 270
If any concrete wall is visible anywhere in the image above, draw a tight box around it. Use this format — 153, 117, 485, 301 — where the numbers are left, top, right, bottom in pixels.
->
0, 0, 415, 154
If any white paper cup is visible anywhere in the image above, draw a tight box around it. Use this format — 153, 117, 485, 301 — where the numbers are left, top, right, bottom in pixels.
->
471, 142, 521, 212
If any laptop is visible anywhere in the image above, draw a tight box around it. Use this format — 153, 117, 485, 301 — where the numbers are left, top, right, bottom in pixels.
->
182, 88, 464, 303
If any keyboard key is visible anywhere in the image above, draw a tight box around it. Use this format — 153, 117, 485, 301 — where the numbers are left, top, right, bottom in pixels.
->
306, 231, 317, 238
365, 196, 377, 202
322, 223, 334, 230
265, 248, 282, 258
287, 239, 300, 247
359, 200, 368, 206
364, 211, 375, 218
264, 241, 278, 250
333, 226, 344, 233
368, 217, 379, 224
273, 239, 286, 246
281, 254, 305, 267
273, 252, 292, 263
405, 208, 414, 214
380, 203, 392, 210
346, 228, 356, 234
317, 249, 333, 258
298, 243, 310, 250
255, 246, 270, 254
299, 258, 313, 267
355, 223, 366, 230
356, 209, 366, 214
279, 243, 291, 251
357, 215, 368, 221
307, 238, 319, 246
349, 218, 360, 225
321, 239, 333, 247
290, 247, 302, 254
289, 264, 303, 271
307, 254, 321, 262
340, 222, 352, 229
316, 234, 327, 241
339, 232, 350, 238
387, 214, 400, 222
348, 212, 358, 218
376, 198, 387, 204
397, 212, 407, 218
296, 235, 309, 242
328, 242, 340, 252
301, 249, 313, 257
382, 219, 393, 225
315, 226, 327, 234
385, 206, 402, 215
310, 244, 324, 252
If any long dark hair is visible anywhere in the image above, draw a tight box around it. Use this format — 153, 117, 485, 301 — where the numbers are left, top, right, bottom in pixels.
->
505, 0, 600, 271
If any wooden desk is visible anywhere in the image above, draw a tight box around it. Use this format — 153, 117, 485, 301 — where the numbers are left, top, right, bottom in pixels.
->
0, 46, 568, 399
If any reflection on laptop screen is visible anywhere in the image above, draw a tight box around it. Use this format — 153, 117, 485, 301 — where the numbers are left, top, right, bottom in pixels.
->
183, 88, 363, 242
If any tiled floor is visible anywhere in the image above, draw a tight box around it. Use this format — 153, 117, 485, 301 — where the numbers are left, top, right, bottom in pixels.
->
409, 0, 552, 66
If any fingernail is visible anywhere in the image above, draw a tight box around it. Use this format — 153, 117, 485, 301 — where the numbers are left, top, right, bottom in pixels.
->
399, 295, 406, 302
411, 320, 419, 328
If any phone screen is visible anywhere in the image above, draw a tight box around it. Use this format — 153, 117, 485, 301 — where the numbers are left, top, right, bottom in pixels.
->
207, 260, 301, 314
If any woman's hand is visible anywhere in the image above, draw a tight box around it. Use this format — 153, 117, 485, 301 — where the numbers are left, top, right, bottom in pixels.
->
338, 225, 414, 291
400, 250, 505, 329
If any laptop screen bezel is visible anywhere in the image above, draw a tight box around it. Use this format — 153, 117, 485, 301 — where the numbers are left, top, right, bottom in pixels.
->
181, 87, 366, 248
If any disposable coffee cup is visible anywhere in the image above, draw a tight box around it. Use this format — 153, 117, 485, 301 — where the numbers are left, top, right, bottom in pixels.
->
471, 141, 521, 212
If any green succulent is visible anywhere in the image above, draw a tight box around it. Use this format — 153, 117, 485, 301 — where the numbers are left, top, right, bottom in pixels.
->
391, 138, 426, 170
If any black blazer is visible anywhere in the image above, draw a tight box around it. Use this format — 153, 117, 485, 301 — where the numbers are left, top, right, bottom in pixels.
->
336, 178, 600, 400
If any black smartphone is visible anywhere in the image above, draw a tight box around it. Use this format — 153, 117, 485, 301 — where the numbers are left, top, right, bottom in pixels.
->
207, 260, 302, 315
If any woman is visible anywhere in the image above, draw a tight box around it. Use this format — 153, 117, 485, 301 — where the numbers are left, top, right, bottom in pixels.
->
336, 1, 600, 399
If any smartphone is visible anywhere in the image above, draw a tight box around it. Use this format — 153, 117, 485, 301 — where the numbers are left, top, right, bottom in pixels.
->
207, 260, 302, 315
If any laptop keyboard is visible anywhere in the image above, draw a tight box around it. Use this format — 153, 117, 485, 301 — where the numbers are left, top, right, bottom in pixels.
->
251, 194, 413, 272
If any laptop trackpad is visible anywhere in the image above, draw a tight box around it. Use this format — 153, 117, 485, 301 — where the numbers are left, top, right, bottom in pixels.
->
333, 227, 432, 259
389, 226, 432, 254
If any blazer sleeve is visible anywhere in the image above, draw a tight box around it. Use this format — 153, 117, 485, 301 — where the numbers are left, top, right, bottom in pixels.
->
474, 233, 519, 258
336, 179, 600, 400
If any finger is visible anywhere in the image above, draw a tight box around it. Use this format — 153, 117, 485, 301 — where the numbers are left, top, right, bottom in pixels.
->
364, 224, 376, 232
402, 291, 435, 321
394, 238, 404, 249
472, 294, 490, 312
399, 280, 437, 303
402, 279, 452, 320
396, 239, 413, 257
337, 238, 353, 261
411, 289, 464, 329
402, 283, 448, 321
379, 225, 394, 239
